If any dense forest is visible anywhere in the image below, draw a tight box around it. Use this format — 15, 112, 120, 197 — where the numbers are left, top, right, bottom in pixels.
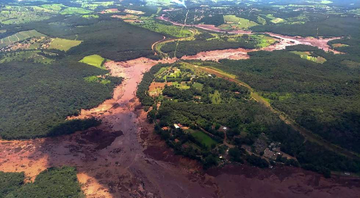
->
211, 49, 360, 154
0, 57, 121, 139
18, 16, 163, 61
137, 62, 360, 176
0, 13, 169, 139
0, 167, 82, 198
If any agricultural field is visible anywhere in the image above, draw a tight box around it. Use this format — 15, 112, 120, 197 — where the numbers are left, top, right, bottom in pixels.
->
59, 7, 92, 15
79, 54, 106, 68
291, 51, 327, 64
48, 38, 82, 52
0, 6, 52, 24
0, 30, 45, 48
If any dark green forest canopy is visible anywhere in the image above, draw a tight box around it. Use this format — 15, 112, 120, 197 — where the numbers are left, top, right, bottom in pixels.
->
0, 60, 120, 139
16, 16, 163, 61
0, 172, 24, 198
1, 167, 82, 198
252, 15, 360, 38
137, 62, 360, 175
0, 14, 166, 139
208, 49, 360, 154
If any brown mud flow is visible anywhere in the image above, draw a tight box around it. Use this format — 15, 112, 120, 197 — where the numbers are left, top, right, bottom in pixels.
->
157, 16, 342, 62
0, 57, 359, 197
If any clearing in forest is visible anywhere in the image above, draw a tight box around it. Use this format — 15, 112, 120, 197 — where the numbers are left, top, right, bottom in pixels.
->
221, 15, 258, 30
79, 54, 106, 69
48, 38, 82, 52
291, 51, 326, 64
189, 130, 217, 149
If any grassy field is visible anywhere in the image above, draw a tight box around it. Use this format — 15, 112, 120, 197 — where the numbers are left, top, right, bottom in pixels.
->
48, 38, 82, 52
40, 4, 65, 12
190, 130, 217, 148
60, 7, 92, 15
82, 14, 99, 19
222, 15, 258, 30
172, 82, 190, 90
79, 54, 106, 68
0, 30, 45, 48
130, 18, 193, 38
291, 51, 327, 64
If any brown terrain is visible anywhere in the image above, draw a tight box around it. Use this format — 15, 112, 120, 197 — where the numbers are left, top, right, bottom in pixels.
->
157, 15, 342, 62
180, 33, 341, 62
0, 20, 359, 198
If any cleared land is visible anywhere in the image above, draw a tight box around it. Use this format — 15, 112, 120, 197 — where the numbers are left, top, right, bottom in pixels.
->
221, 15, 258, 30
291, 51, 327, 64
48, 38, 82, 52
190, 130, 217, 149
79, 54, 106, 68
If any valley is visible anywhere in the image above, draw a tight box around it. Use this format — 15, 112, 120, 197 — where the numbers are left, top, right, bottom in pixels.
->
0, 0, 360, 197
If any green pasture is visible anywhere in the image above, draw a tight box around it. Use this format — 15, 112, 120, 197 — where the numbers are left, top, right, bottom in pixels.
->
190, 130, 217, 149
48, 38, 82, 52
79, 54, 106, 69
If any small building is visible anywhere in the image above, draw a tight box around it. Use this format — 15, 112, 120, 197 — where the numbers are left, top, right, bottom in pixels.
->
174, 124, 180, 129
